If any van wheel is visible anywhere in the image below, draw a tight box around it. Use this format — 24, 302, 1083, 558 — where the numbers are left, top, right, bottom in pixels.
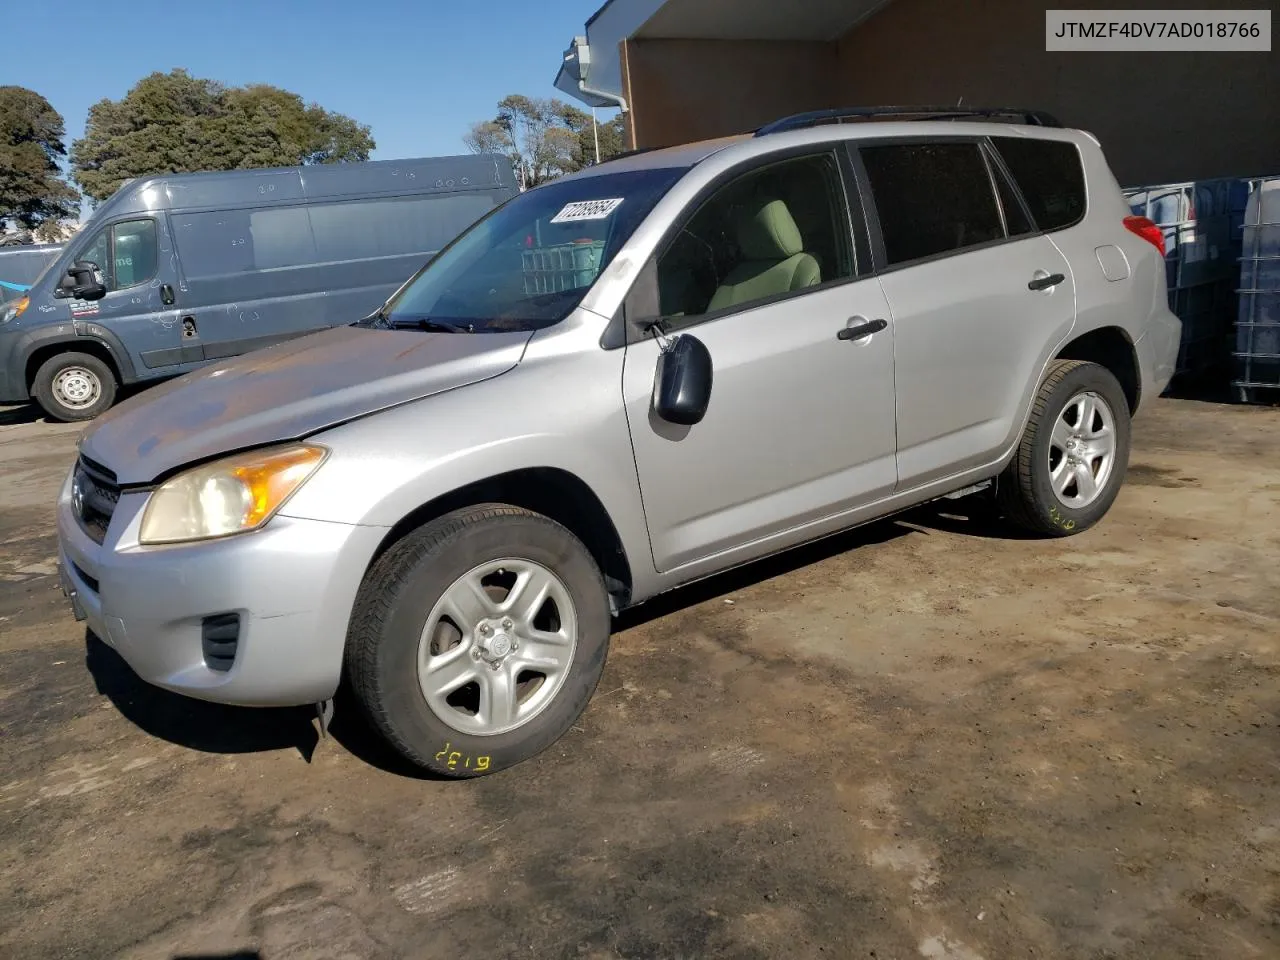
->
344, 504, 612, 777
998, 359, 1131, 537
32, 352, 118, 422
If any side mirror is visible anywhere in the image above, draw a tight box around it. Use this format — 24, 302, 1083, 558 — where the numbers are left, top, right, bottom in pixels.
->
63, 261, 108, 301
653, 333, 713, 426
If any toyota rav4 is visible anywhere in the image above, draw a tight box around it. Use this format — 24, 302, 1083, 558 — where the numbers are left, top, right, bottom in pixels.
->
55, 107, 1181, 777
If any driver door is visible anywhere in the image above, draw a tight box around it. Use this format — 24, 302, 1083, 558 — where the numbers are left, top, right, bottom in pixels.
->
58, 216, 185, 374
620, 148, 899, 575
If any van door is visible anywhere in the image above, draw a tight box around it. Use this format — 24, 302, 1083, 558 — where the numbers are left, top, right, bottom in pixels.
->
57, 215, 187, 378
168, 204, 320, 362
851, 139, 1077, 489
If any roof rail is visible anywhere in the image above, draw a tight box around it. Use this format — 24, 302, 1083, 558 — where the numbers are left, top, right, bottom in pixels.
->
754, 106, 1062, 137
586, 146, 661, 168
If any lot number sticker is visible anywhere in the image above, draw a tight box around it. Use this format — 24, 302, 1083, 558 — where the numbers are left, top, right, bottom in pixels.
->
550, 198, 624, 223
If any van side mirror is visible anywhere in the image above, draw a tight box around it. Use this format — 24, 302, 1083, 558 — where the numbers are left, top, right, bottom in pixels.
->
653, 333, 713, 426
59, 261, 108, 301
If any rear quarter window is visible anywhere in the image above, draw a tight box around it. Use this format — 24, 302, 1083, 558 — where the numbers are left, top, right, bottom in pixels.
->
991, 137, 1087, 232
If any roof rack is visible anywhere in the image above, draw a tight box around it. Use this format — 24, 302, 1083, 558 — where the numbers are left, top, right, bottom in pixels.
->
754, 106, 1062, 137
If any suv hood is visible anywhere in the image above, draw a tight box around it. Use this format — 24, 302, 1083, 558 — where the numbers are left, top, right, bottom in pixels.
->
80, 324, 532, 485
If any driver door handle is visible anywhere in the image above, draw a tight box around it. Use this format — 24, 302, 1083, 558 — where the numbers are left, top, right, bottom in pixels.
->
837, 317, 887, 341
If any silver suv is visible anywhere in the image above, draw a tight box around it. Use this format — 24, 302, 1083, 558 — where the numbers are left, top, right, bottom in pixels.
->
55, 108, 1181, 777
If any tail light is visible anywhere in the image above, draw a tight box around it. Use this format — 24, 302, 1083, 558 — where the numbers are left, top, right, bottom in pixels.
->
1123, 215, 1166, 257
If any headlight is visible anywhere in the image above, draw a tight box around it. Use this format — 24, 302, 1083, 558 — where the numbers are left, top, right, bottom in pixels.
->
139, 443, 328, 545
1, 296, 28, 324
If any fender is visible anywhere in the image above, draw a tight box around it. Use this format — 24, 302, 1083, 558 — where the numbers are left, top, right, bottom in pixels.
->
275, 342, 663, 600
5, 322, 139, 398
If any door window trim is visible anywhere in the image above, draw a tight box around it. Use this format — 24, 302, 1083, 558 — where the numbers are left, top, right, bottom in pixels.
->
606, 142, 875, 349
981, 139, 1040, 238
846, 135, 1046, 278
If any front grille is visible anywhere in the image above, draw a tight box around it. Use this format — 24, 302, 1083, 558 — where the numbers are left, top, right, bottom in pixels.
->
201, 614, 241, 672
72, 456, 120, 545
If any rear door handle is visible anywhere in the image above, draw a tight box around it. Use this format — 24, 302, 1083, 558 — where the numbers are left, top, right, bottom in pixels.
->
837, 318, 888, 341
1028, 272, 1065, 291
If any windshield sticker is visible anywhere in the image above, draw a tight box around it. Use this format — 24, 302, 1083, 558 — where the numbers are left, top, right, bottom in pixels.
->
549, 198, 624, 223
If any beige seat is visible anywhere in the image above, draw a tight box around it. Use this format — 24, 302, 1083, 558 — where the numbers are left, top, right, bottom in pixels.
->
707, 198, 822, 312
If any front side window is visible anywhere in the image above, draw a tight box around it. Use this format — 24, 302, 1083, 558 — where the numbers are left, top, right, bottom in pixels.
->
110, 219, 158, 288
75, 218, 158, 291
655, 151, 854, 326
381, 167, 685, 332
860, 141, 1005, 266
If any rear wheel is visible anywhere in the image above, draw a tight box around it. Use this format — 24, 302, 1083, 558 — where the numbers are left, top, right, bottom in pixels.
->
998, 359, 1131, 536
344, 504, 612, 777
32, 351, 117, 422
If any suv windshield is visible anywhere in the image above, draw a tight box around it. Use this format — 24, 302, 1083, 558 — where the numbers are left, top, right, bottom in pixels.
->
379, 166, 685, 332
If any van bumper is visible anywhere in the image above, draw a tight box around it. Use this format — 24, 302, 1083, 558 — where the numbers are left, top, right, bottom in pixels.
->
0, 330, 28, 402
54, 465, 386, 707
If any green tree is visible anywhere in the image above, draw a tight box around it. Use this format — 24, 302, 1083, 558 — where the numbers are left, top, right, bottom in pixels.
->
70, 69, 376, 204
555, 103, 626, 169
0, 86, 79, 234
463, 95, 625, 188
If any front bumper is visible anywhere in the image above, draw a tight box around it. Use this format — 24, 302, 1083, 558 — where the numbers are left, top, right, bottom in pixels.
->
55, 467, 386, 706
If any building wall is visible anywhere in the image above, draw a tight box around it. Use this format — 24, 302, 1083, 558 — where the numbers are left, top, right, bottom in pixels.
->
621, 38, 838, 148
620, 1, 1277, 186
835, 0, 1279, 185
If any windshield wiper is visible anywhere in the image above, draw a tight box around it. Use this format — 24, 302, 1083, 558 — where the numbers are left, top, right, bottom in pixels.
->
388, 317, 475, 334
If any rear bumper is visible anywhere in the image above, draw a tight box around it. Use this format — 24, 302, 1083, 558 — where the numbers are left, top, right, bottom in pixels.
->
1135, 305, 1181, 409
54, 465, 386, 706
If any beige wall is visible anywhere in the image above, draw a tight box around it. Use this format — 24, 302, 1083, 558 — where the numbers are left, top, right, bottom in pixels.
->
622, 2, 1278, 186
836, 0, 1278, 185
622, 38, 838, 149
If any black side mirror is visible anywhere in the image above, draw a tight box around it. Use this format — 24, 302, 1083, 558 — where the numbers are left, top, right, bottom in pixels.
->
64, 261, 108, 301
653, 333, 713, 426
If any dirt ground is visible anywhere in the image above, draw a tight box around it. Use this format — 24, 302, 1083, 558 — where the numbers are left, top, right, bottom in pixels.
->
1, 395, 1278, 960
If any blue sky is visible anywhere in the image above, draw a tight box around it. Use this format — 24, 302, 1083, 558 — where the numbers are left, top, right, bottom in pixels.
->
2, 0, 612, 215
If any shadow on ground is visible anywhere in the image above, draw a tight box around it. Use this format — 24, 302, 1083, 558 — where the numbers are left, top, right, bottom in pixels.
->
84, 495, 1035, 777
0, 402, 45, 426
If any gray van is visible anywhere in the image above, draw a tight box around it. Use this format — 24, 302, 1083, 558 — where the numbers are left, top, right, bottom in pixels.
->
0, 154, 518, 421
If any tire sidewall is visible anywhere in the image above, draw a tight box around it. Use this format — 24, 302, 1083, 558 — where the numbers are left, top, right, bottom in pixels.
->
369, 513, 611, 777
1024, 364, 1131, 533
33, 353, 116, 422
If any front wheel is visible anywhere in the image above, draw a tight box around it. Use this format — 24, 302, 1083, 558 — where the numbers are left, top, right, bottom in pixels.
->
998, 359, 1131, 537
31, 351, 118, 422
344, 504, 612, 777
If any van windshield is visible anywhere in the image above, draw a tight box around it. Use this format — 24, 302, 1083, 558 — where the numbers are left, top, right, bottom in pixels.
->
379, 166, 685, 332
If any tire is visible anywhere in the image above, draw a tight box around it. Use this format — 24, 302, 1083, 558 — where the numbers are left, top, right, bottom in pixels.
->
32, 351, 118, 422
997, 359, 1131, 537
344, 504, 612, 778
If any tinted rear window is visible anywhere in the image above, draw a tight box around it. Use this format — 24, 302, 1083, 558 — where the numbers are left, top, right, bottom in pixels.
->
860, 141, 1005, 266
991, 137, 1086, 232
